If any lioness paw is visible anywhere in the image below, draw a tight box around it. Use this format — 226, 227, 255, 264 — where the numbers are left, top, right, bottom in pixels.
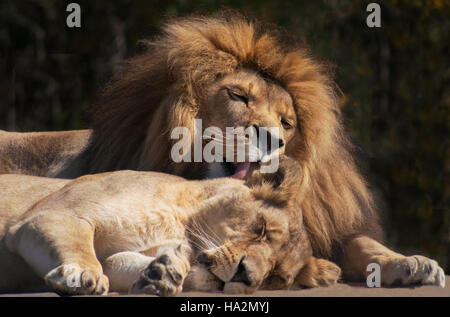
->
45, 263, 109, 295
383, 255, 445, 288
130, 254, 186, 296
310, 259, 341, 287
295, 258, 341, 288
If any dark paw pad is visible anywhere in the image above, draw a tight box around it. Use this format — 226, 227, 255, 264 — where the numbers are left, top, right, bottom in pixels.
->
147, 263, 164, 280
157, 255, 172, 265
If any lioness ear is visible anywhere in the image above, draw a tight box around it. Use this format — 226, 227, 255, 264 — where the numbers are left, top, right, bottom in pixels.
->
245, 168, 283, 189
246, 156, 300, 187
246, 156, 303, 206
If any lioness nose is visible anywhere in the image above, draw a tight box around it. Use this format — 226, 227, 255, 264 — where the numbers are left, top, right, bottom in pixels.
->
252, 124, 284, 151
231, 256, 252, 286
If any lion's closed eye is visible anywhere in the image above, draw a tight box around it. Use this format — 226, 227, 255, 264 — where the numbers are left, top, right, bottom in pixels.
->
280, 118, 293, 130
226, 87, 249, 105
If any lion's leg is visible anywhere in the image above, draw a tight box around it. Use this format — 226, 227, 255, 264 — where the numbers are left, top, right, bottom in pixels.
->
130, 239, 192, 296
341, 235, 445, 287
295, 257, 341, 288
5, 214, 108, 295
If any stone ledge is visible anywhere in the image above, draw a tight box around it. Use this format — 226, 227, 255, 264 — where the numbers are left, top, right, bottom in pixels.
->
1, 276, 448, 297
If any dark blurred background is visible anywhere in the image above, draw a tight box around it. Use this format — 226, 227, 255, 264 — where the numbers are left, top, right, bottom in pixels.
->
0, 0, 449, 272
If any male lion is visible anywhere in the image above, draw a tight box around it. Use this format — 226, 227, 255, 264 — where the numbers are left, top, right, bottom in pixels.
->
0, 157, 340, 295
0, 12, 445, 287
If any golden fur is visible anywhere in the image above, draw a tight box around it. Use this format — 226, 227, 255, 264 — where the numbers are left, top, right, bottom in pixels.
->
86, 12, 379, 258
0, 158, 340, 295
0, 11, 444, 287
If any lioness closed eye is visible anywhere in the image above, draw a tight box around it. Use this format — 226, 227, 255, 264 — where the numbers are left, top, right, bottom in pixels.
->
0, 157, 340, 295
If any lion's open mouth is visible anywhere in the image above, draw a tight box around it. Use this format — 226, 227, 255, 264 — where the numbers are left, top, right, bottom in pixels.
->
223, 162, 260, 180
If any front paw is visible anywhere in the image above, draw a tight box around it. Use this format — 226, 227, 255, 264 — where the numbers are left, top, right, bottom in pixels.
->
45, 263, 109, 295
130, 254, 186, 296
295, 258, 341, 288
383, 255, 445, 288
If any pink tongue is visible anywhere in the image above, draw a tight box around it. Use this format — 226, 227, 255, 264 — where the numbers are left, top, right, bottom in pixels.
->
232, 162, 251, 179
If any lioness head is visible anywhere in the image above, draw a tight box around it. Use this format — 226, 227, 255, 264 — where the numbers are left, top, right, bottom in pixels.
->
186, 157, 310, 293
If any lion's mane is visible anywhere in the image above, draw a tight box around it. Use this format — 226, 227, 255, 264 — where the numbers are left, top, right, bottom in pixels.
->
86, 11, 382, 259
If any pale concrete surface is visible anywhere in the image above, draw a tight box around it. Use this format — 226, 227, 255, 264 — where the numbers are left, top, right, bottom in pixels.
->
1, 276, 449, 297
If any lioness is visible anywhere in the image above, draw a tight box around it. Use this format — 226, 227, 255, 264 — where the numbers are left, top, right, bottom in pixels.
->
0, 158, 340, 295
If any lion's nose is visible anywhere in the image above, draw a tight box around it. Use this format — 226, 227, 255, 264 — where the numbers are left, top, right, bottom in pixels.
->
252, 124, 285, 152
231, 256, 252, 286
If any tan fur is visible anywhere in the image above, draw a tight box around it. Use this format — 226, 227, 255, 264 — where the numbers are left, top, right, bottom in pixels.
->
295, 257, 341, 288
0, 12, 444, 287
0, 129, 90, 178
0, 158, 339, 295
84, 12, 376, 258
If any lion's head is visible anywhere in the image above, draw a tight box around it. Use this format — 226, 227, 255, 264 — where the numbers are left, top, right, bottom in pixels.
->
87, 11, 381, 259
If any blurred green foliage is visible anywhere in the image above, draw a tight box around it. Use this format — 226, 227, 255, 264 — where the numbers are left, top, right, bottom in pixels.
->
0, 0, 449, 272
